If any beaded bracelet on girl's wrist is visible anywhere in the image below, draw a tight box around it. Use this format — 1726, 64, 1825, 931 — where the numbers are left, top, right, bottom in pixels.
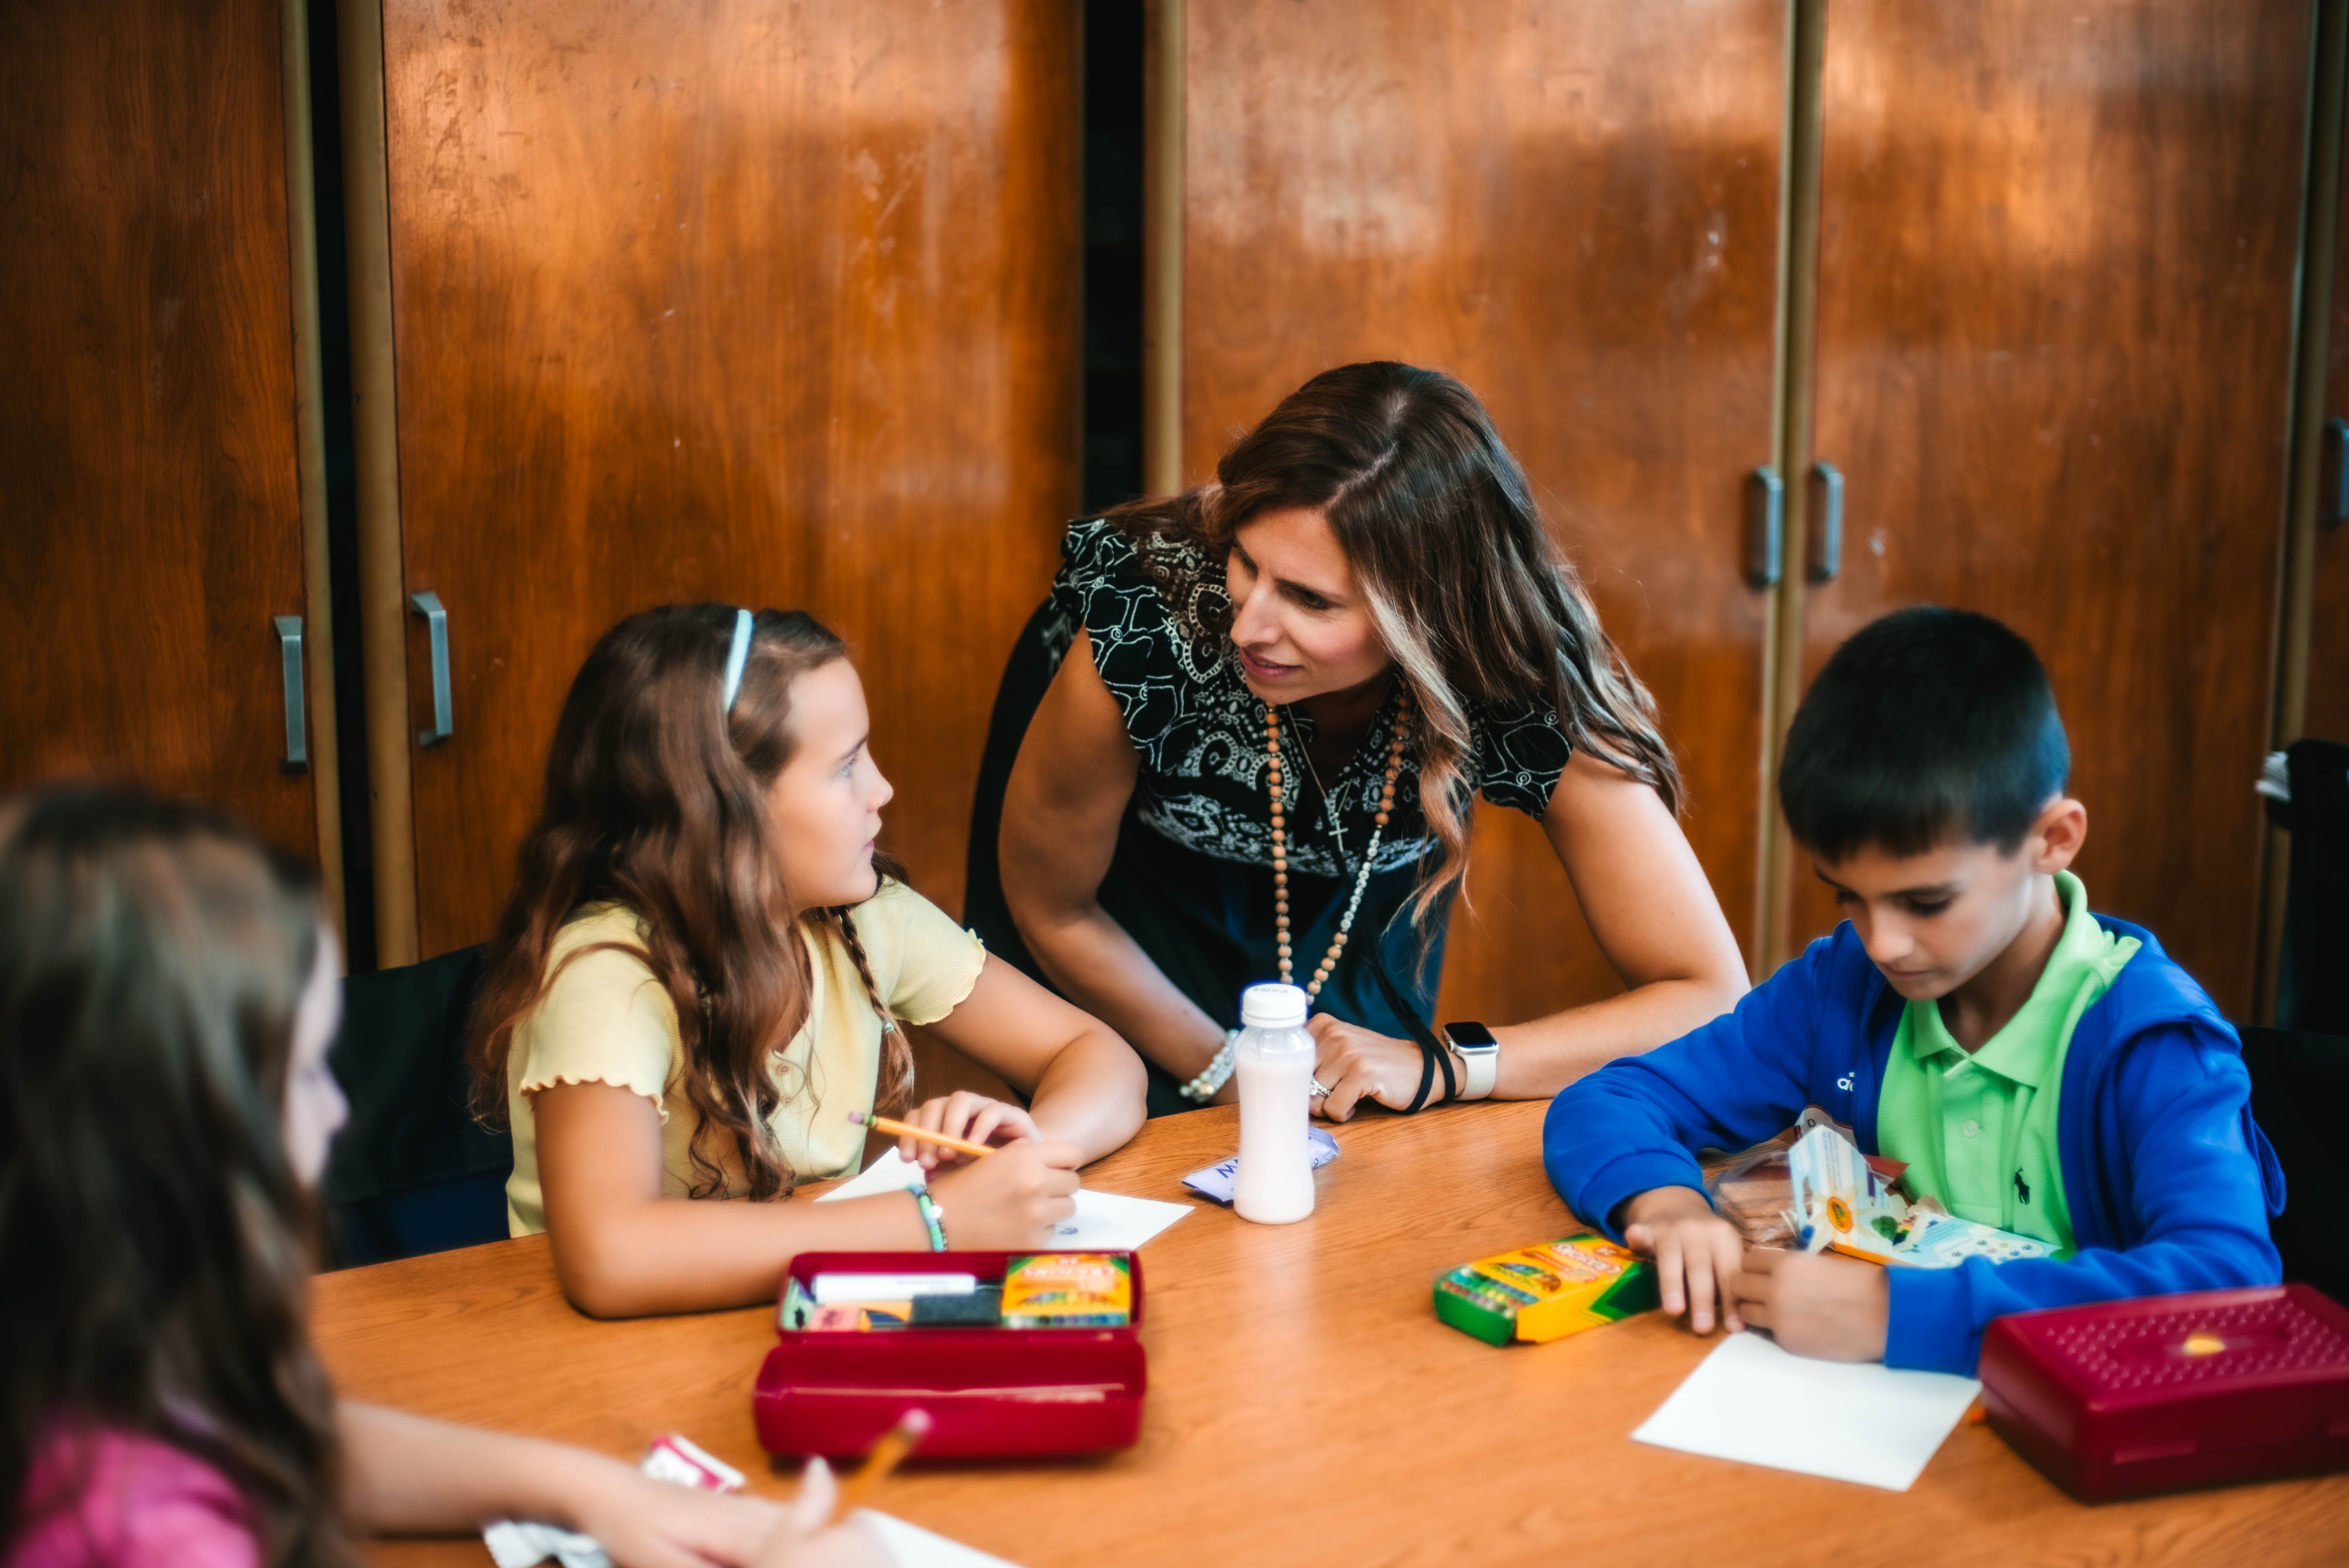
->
905, 1173, 949, 1251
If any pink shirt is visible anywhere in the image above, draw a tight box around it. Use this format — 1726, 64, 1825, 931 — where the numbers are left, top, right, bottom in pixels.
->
8, 1426, 258, 1568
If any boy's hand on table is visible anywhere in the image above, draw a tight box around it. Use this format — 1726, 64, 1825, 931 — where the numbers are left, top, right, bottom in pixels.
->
1732, 1248, 1889, 1361
899, 1091, 1040, 1171
1620, 1186, 1747, 1334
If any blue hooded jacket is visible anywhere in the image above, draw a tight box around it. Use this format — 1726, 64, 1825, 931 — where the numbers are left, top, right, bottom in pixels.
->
1543, 915, 2286, 1375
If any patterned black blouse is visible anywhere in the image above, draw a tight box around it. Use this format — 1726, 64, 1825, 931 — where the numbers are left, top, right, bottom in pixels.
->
1045, 518, 1574, 877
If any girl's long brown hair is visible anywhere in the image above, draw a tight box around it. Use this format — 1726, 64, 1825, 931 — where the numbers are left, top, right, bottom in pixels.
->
0, 786, 352, 1567
466, 604, 909, 1202
1106, 360, 1680, 924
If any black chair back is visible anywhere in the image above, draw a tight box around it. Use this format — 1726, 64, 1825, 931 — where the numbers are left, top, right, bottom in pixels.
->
2278, 738, 2349, 1038
323, 944, 511, 1267
2241, 1024, 2349, 1305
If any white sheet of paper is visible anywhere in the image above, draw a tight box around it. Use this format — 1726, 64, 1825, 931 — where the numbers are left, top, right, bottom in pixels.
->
865, 1510, 1026, 1568
483, 1509, 1021, 1568
817, 1147, 1192, 1251
1632, 1330, 1980, 1491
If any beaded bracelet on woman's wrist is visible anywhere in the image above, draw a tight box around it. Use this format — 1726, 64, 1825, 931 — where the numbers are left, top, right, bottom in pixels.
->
1178, 1028, 1242, 1104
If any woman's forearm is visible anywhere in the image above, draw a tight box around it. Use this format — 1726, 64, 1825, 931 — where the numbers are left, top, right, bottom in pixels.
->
1012, 896, 1230, 1085
1486, 972, 1746, 1100
1024, 1025, 1149, 1158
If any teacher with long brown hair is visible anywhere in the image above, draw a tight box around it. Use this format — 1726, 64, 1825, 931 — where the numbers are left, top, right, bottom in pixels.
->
965, 362, 1748, 1119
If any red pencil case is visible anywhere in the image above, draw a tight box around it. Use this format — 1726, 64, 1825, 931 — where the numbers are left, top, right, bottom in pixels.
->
1978, 1283, 2349, 1501
751, 1251, 1147, 1459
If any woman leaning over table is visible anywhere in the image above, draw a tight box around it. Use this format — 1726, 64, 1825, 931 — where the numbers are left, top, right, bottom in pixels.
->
965, 361, 1749, 1121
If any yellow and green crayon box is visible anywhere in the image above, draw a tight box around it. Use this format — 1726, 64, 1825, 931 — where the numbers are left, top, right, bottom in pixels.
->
1433, 1233, 1659, 1346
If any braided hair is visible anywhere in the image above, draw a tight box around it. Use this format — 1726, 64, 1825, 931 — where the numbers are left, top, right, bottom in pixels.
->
827, 905, 913, 1113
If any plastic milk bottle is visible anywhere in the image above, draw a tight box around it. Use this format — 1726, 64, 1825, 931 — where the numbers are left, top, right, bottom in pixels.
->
1233, 982, 1316, 1224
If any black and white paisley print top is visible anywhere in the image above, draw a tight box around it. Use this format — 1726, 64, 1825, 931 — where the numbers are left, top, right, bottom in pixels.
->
1045, 518, 1574, 880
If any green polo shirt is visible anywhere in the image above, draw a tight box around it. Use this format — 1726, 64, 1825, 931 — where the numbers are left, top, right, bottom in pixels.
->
1876, 872, 2138, 1252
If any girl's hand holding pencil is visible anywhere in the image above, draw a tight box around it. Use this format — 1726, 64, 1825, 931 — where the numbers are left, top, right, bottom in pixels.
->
858, 1092, 1044, 1170
749, 1454, 890, 1568
851, 1108, 1083, 1249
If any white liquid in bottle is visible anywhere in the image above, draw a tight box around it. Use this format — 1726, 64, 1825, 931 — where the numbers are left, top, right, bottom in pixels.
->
1233, 982, 1316, 1224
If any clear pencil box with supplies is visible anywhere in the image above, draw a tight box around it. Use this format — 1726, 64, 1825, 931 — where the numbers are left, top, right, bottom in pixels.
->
752, 1251, 1147, 1458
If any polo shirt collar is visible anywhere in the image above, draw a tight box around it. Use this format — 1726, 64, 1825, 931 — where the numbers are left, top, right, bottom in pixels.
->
1906, 870, 2112, 1090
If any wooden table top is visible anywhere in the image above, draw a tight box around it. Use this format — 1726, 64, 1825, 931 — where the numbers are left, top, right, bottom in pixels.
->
314, 1100, 2349, 1567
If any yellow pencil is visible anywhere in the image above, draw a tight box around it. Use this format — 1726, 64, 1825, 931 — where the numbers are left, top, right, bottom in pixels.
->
831, 1408, 933, 1522
848, 1110, 995, 1160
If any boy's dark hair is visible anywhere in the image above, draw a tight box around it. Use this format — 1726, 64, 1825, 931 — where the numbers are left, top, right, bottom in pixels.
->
1779, 606, 2070, 863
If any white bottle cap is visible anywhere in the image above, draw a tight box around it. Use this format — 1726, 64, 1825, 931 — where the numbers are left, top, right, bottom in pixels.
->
1240, 982, 1308, 1030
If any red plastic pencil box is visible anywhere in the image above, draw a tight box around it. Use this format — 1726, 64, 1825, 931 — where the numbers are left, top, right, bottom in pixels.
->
751, 1251, 1147, 1459
1978, 1283, 2349, 1501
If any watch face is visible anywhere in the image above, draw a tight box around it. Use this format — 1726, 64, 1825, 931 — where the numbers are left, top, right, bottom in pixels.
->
1444, 1021, 1497, 1049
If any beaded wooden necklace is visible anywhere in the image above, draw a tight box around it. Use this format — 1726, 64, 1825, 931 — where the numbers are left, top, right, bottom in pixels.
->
1264, 688, 1413, 998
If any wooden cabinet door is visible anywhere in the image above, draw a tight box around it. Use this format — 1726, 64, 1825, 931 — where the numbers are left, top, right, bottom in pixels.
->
1179, 0, 1787, 1020
374, 0, 1081, 957
1792, 0, 2310, 1016
0, 0, 319, 857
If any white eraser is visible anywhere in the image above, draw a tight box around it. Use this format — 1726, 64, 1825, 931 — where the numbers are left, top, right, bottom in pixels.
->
811, 1272, 978, 1304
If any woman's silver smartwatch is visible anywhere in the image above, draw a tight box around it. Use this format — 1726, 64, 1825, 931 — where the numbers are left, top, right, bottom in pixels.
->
1442, 1021, 1500, 1100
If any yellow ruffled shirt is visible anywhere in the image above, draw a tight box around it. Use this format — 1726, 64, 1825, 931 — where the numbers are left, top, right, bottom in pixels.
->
502, 879, 986, 1236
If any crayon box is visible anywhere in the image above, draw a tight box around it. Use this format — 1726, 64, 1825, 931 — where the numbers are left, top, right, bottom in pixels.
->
1434, 1234, 1659, 1346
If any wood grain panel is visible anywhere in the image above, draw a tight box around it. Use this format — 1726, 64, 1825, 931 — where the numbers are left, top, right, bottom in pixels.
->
317, 1101, 2349, 1568
376, 0, 1081, 956
1792, 0, 2309, 1015
1179, 0, 1786, 1023
0, 0, 317, 857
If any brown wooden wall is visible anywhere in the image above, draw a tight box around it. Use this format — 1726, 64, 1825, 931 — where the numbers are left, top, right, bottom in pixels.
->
0, 0, 319, 858
1178, 0, 1790, 1024
371, 0, 1082, 958
1786, 0, 2310, 1017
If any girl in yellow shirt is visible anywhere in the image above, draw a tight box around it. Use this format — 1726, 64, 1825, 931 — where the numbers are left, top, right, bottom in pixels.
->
467, 605, 1148, 1317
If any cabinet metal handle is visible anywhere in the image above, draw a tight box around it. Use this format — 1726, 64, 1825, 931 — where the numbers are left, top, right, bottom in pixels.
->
274, 615, 308, 770
1809, 460, 1845, 582
1745, 466, 1784, 589
2324, 417, 2348, 530
409, 590, 452, 747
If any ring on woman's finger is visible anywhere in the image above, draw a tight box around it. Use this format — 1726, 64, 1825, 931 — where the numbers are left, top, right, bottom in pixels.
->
1309, 1078, 1333, 1097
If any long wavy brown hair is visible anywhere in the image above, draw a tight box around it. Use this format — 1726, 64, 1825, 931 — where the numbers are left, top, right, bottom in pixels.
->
1106, 360, 1680, 924
0, 785, 352, 1567
466, 604, 910, 1202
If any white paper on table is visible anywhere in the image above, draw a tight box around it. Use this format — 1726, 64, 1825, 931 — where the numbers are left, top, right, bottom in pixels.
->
1632, 1330, 1980, 1491
865, 1510, 1027, 1568
816, 1147, 1191, 1250
486, 1510, 1022, 1568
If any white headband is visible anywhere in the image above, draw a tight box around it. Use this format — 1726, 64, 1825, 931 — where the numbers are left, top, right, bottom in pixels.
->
720, 607, 754, 714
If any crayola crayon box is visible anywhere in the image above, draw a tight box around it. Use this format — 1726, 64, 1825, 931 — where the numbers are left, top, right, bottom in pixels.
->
1001, 1252, 1132, 1328
1433, 1234, 1659, 1346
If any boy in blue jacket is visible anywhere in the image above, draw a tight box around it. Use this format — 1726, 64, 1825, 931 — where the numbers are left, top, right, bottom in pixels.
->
1545, 607, 2284, 1375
